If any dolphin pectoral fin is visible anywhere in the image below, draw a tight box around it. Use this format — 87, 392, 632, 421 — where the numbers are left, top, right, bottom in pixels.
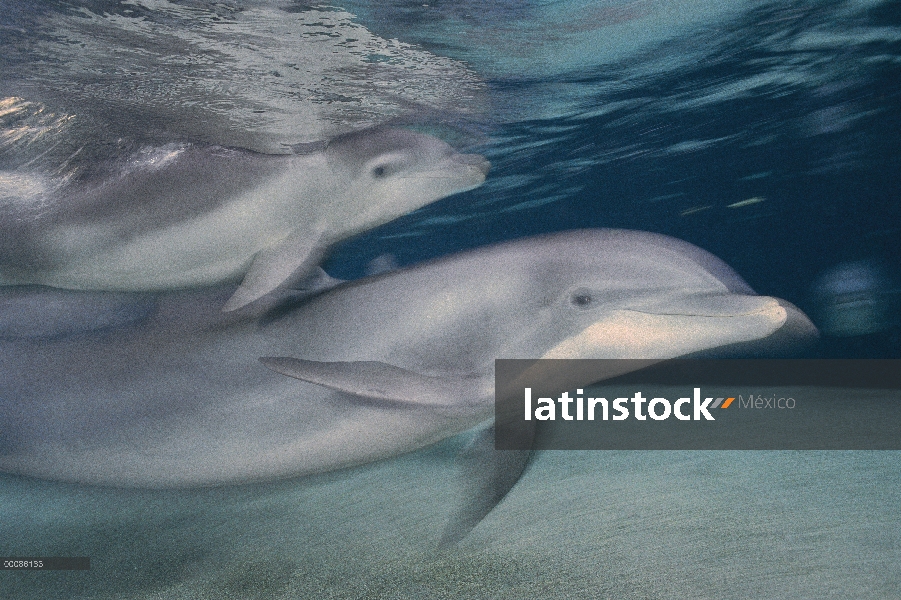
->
292, 267, 344, 294
0, 286, 155, 340
258, 357, 465, 407
439, 424, 534, 548
259, 267, 345, 311
223, 229, 329, 312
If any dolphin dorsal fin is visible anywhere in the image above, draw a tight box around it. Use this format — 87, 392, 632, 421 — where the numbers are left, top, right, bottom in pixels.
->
259, 357, 475, 408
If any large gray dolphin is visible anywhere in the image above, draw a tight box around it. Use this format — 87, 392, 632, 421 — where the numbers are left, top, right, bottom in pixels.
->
0, 229, 815, 537
0, 127, 489, 311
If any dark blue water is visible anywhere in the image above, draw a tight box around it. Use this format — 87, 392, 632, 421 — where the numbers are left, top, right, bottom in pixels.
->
326, 0, 901, 356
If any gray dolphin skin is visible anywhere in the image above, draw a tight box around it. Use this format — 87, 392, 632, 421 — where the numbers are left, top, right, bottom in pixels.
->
0, 127, 490, 311
0, 229, 816, 540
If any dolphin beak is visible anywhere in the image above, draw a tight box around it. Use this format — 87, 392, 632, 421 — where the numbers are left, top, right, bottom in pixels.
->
656, 294, 819, 355
452, 153, 491, 177
737, 298, 819, 356
541, 294, 808, 360
635, 292, 785, 318
777, 299, 819, 339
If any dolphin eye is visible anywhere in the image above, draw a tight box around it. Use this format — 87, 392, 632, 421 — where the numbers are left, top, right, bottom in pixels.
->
571, 292, 593, 308
367, 152, 413, 180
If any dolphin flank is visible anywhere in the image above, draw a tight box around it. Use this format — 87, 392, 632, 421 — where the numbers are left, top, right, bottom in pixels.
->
0, 127, 490, 310
0, 229, 816, 539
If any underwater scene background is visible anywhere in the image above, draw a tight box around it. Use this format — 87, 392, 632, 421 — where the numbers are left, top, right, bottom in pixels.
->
1, 0, 900, 598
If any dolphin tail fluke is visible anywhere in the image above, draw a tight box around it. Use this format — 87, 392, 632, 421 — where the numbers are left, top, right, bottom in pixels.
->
223, 228, 328, 312
258, 357, 474, 408
438, 424, 533, 549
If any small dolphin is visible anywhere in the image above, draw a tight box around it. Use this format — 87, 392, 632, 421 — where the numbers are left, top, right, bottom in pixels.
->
0, 127, 489, 310
0, 229, 815, 539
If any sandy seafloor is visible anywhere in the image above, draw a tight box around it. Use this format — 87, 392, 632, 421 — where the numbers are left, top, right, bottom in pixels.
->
2, 442, 899, 598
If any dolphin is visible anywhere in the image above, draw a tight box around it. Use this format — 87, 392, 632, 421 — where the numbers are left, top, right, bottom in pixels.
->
0, 229, 816, 539
0, 127, 489, 311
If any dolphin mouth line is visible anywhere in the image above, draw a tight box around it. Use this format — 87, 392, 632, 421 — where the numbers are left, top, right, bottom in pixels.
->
620, 304, 778, 318
415, 174, 485, 179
